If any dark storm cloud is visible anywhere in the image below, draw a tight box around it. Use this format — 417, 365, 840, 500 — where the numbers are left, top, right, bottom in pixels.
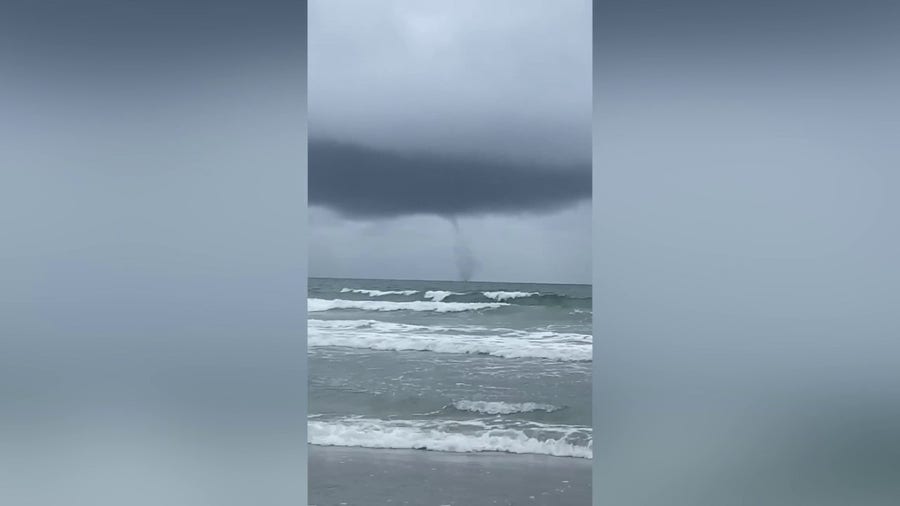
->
308, 140, 590, 218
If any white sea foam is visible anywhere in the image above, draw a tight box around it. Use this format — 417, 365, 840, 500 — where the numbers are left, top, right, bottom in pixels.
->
482, 291, 539, 301
308, 319, 592, 361
424, 290, 465, 302
308, 417, 592, 458
340, 288, 419, 297
308, 298, 505, 313
452, 400, 562, 415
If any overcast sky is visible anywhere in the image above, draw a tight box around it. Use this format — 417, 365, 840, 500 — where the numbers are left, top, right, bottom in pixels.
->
308, 0, 592, 284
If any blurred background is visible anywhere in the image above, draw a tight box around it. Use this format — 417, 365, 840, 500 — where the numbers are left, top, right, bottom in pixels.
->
594, 0, 900, 504
0, 2, 307, 505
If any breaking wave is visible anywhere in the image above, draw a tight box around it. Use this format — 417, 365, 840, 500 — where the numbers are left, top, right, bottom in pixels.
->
315, 287, 590, 309
308, 319, 592, 361
424, 290, 465, 302
482, 291, 539, 301
340, 288, 419, 297
308, 417, 592, 458
308, 298, 506, 313
452, 400, 562, 415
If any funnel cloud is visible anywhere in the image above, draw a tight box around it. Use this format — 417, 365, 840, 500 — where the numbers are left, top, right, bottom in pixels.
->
448, 216, 478, 282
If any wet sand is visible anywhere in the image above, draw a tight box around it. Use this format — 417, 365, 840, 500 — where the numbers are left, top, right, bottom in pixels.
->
309, 445, 591, 506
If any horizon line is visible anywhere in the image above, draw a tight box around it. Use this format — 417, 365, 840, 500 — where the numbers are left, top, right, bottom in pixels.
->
308, 275, 591, 287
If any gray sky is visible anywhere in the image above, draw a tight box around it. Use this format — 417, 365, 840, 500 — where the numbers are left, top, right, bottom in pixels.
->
308, 0, 592, 284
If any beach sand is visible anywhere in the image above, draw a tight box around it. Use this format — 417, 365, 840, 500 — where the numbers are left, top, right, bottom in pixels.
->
309, 445, 591, 506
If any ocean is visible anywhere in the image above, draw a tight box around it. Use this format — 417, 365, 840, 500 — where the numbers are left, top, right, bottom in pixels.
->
307, 277, 592, 461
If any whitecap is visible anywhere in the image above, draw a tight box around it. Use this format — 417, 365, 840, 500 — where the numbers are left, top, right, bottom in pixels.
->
482, 291, 539, 301
307, 319, 592, 362
339, 288, 419, 297
452, 400, 562, 415
308, 298, 505, 313
308, 417, 592, 459
423, 290, 465, 302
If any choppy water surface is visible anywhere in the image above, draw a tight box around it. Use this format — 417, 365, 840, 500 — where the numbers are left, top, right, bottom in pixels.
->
308, 277, 592, 458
